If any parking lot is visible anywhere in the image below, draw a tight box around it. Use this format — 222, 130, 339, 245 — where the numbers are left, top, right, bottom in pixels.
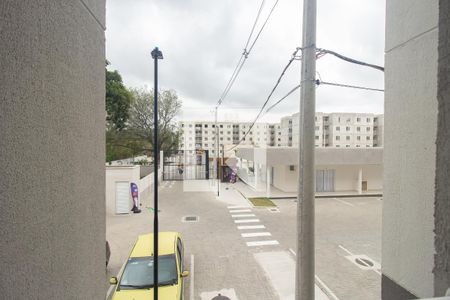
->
106, 180, 381, 300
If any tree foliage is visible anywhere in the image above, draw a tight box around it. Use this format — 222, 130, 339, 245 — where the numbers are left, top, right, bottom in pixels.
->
105, 69, 133, 131
128, 88, 182, 153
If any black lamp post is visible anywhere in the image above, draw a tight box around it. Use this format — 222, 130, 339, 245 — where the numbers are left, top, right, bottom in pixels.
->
151, 46, 163, 300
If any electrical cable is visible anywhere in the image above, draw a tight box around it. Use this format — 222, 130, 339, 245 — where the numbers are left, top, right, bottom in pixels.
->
315, 80, 384, 92
228, 47, 301, 151
317, 48, 384, 72
217, 0, 280, 107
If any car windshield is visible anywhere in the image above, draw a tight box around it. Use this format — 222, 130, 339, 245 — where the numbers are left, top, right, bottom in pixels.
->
119, 255, 177, 289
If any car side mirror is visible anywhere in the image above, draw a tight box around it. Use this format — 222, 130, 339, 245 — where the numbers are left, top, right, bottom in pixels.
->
181, 271, 189, 278
110, 277, 118, 285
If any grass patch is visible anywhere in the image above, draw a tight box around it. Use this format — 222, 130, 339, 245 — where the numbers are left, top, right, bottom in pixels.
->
248, 197, 276, 207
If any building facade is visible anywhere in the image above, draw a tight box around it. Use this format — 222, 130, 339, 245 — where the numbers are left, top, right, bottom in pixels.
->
0, 1, 106, 299
382, 0, 450, 298
180, 112, 384, 154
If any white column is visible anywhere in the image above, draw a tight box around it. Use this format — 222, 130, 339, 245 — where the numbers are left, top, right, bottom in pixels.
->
357, 167, 362, 194
266, 166, 271, 198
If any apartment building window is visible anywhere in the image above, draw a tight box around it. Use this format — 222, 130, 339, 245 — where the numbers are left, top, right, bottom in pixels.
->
356, 117, 361, 122
366, 136, 371, 140
227, 125, 231, 128
346, 136, 350, 141
346, 145, 350, 147
357, 136, 361, 141
336, 136, 340, 141
366, 127, 371, 132
346, 126, 350, 131
346, 118, 351, 123
338, 117, 341, 122
204, 124, 208, 128
366, 145, 370, 147
227, 137, 231, 141
289, 120, 292, 124
324, 125, 329, 130
278, 138, 281, 141
336, 145, 340, 147
250, 131, 253, 134
289, 137, 292, 141
220, 131, 223, 134
315, 126, 320, 131
324, 117, 329, 122
315, 136, 319, 140
227, 131, 231, 134
189, 124, 193, 127
220, 137, 223, 141
204, 131, 208, 134
204, 143, 208, 147
204, 137, 208, 141
315, 116, 317, 121
220, 125, 223, 128
374, 135, 378, 140
181, 144, 184, 148
356, 145, 360, 147
181, 123, 184, 127
212, 124, 215, 128
357, 127, 360, 132
366, 118, 371, 122
336, 126, 340, 131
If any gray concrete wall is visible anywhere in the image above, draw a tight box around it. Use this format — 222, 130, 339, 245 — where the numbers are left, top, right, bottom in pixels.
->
383, 0, 439, 298
434, 0, 450, 295
0, 1, 105, 299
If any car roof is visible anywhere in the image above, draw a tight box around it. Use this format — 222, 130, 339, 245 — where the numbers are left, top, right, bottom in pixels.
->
130, 232, 180, 257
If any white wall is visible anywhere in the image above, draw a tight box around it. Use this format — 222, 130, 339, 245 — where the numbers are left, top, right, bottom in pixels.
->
383, 0, 439, 297
272, 164, 383, 193
272, 164, 299, 192
105, 166, 153, 215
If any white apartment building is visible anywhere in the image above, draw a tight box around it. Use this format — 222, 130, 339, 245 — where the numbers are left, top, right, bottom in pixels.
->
179, 112, 383, 153
287, 112, 384, 148
179, 121, 276, 155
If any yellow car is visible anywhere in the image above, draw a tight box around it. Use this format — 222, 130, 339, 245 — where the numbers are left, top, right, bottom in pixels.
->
110, 232, 189, 300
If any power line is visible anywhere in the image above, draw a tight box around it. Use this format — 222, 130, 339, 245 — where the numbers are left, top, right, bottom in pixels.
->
228, 47, 301, 150
315, 80, 384, 92
217, 0, 280, 107
264, 84, 301, 113
317, 48, 384, 72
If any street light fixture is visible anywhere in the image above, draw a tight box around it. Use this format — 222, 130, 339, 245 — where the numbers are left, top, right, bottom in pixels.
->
151, 46, 163, 300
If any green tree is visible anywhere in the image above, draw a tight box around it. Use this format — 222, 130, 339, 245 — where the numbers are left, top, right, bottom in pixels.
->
128, 88, 182, 153
106, 69, 133, 131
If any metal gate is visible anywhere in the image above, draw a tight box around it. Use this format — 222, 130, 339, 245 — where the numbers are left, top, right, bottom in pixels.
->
316, 169, 335, 192
163, 150, 210, 180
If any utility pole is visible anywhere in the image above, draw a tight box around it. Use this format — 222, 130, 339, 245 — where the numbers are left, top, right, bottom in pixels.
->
296, 0, 316, 299
215, 106, 220, 197
151, 46, 163, 300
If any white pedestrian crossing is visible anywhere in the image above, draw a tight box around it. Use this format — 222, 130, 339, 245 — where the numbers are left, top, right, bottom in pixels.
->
231, 214, 256, 218
246, 240, 279, 247
234, 219, 260, 223
241, 232, 272, 238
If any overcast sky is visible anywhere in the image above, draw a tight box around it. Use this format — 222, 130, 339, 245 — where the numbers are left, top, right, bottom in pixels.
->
106, 0, 385, 123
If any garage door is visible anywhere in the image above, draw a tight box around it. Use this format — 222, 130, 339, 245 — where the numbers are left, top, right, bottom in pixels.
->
115, 181, 130, 214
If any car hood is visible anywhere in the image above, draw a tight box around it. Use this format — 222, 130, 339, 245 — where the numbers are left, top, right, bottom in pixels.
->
112, 285, 178, 300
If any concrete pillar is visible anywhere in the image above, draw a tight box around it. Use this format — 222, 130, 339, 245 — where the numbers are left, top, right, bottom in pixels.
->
357, 167, 363, 194
0, 1, 106, 298
266, 166, 272, 198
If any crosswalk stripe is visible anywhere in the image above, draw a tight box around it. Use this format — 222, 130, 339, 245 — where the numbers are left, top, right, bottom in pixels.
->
229, 209, 252, 213
231, 214, 255, 218
237, 225, 266, 230
246, 240, 279, 247
241, 232, 272, 238
227, 205, 250, 209
234, 219, 260, 224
